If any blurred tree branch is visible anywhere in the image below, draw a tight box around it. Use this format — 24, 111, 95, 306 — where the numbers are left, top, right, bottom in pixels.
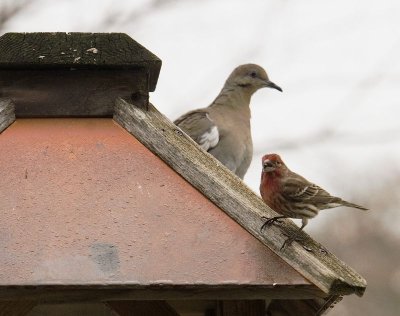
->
256, 38, 400, 154
99, 0, 190, 30
256, 128, 400, 153
0, 0, 35, 34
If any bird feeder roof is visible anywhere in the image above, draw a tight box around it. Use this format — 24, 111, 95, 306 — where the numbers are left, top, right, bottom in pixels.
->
0, 117, 314, 299
0, 32, 366, 315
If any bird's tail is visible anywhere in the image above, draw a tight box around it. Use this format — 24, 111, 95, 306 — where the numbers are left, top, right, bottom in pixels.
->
340, 200, 368, 211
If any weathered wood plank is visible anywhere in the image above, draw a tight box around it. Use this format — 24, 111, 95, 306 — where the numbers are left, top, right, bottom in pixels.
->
0, 32, 161, 91
217, 300, 265, 316
106, 301, 180, 316
26, 302, 116, 316
0, 300, 36, 316
0, 98, 15, 133
113, 98, 367, 297
0, 69, 148, 117
0, 284, 322, 302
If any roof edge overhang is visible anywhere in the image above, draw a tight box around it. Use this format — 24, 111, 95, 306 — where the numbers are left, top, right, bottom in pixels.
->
113, 97, 367, 298
0, 283, 324, 302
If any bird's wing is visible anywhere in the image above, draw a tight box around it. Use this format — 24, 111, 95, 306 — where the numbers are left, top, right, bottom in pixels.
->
282, 173, 334, 204
283, 175, 366, 210
174, 110, 219, 151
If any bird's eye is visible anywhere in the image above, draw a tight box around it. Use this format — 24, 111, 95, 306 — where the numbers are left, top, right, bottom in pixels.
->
250, 71, 257, 78
275, 161, 281, 166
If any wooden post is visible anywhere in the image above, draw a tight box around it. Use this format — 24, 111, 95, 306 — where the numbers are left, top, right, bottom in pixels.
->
267, 296, 343, 316
0, 300, 36, 316
217, 300, 266, 316
106, 300, 180, 316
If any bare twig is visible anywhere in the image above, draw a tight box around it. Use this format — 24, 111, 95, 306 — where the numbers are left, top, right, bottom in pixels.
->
98, 0, 188, 30
0, 0, 35, 34
255, 128, 400, 153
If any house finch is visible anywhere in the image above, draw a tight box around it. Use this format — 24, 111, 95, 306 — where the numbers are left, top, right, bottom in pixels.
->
174, 64, 282, 179
259, 153, 368, 248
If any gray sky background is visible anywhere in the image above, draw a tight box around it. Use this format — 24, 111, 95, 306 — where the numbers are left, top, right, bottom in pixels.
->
2, 1, 400, 314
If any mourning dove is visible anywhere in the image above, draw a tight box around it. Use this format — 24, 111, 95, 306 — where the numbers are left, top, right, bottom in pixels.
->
174, 64, 282, 179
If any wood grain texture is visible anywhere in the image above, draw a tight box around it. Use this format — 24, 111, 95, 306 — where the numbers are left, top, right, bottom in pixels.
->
217, 300, 265, 316
0, 284, 322, 302
0, 32, 161, 91
0, 69, 148, 117
0, 98, 15, 133
114, 98, 367, 297
0, 300, 36, 316
106, 301, 179, 316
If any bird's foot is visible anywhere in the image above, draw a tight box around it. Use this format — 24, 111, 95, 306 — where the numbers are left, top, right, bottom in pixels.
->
260, 216, 286, 231
318, 246, 328, 255
280, 232, 304, 250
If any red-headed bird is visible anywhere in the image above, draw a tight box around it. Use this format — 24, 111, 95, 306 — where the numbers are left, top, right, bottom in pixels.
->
260, 153, 368, 248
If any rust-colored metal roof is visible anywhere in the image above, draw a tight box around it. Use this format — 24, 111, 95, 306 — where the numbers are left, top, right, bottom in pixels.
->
0, 119, 312, 297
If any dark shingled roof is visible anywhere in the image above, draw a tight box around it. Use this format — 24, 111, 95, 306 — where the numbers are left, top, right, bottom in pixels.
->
0, 32, 161, 90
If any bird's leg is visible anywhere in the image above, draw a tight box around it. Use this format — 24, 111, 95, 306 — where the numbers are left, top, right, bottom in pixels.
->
280, 219, 308, 250
281, 230, 303, 250
260, 215, 286, 231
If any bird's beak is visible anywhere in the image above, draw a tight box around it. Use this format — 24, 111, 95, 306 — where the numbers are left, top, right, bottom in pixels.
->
264, 80, 283, 92
262, 160, 275, 172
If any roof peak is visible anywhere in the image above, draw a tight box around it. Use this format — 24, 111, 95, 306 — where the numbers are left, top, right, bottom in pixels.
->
0, 32, 161, 90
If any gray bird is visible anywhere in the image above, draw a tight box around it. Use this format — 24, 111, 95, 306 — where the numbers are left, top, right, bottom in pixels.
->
174, 64, 282, 179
